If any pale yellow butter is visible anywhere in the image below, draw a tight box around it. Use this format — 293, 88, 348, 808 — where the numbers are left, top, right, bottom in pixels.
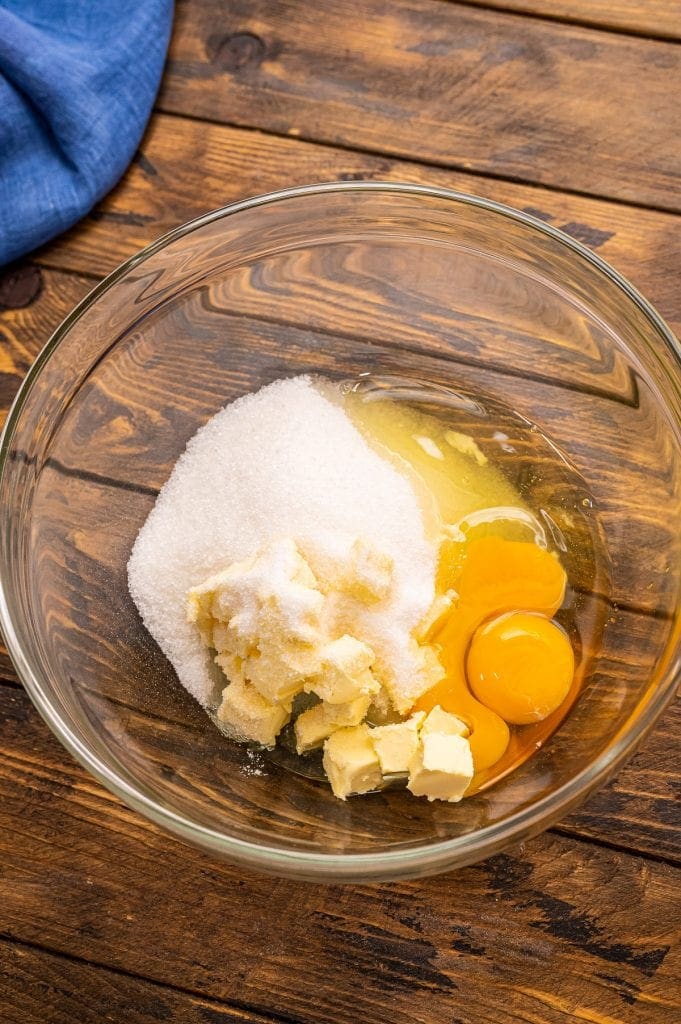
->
187, 539, 327, 717
187, 539, 325, 649
307, 635, 379, 704
407, 732, 474, 802
246, 643, 321, 706
217, 677, 290, 748
294, 694, 372, 753
421, 705, 469, 738
386, 641, 445, 716
322, 724, 383, 800
417, 592, 455, 641
188, 536, 446, 765
342, 538, 393, 603
370, 712, 425, 774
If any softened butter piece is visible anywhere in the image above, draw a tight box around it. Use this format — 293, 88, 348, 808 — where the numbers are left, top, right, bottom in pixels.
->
188, 539, 326, 707
370, 712, 425, 774
342, 538, 393, 603
366, 684, 402, 726
294, 694, 372, 753
187, 539, 324, 649
246, 643, 321, 706
417, 592, 455, 641
307, 634, 379, 704
421, 705, 469, 738
407, 732, 474, 802
214, 649, 246, 686
387, 641, 445, 716
323, 724, 383, 800
217, 677, 290, 748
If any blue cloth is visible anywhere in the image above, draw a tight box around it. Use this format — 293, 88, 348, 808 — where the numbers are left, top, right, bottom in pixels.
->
0, 1, 173, 266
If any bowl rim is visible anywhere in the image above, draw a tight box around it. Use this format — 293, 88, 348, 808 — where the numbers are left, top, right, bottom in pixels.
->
1, 180, 680, 879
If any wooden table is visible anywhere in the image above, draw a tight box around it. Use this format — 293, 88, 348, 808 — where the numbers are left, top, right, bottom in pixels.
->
1, 2, 680, 1021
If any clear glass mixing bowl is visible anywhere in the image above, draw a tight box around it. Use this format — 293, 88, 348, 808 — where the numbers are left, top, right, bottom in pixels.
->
1, 183, 679, 881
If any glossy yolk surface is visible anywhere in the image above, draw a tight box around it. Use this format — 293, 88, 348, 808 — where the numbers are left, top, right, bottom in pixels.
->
414, 536, 569, 772
467, 611, 574, 725
444, 534, 567, 616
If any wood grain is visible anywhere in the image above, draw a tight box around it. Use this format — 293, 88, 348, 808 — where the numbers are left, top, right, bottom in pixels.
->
1, 1, 679, 1018
0, 940, 278, 1024
159, 0, 681, 210
36, 116, 681, 342
558, 696, 681, 863
0, 687, 679, 1024
0, 269, 93, 678
0, 266, 92, 431
458, 0, 681, 40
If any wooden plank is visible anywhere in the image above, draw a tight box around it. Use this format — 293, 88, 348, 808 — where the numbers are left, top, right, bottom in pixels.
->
0, 269, 93, 680
558, 696, 681, 862
0, 687, 679, 1024
0, 651, 15, 683
37, 116, 681, 342
0, 265, 93, 431
158, 0, 681, 210
0, 940, 278, 1024
459, 1, 681, 41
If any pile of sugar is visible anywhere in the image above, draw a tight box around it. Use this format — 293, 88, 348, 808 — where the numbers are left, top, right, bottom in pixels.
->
128, 375, 437, 707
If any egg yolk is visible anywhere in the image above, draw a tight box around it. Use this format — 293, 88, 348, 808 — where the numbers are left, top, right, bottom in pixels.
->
414, 535, 572, 775
467, 612, 574, 725
414, 603, 511, 771
440, 535, 567, 618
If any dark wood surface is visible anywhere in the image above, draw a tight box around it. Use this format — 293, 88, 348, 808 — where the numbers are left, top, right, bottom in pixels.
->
1, 2, 679, 1021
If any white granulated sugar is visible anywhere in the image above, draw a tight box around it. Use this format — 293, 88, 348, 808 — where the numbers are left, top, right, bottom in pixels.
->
128, 375, 436, 707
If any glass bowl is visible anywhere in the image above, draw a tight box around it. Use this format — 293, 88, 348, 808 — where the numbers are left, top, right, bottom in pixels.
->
1, 183, 679, 882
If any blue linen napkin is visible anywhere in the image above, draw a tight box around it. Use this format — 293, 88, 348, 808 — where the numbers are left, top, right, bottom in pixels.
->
0, 0, 173, 266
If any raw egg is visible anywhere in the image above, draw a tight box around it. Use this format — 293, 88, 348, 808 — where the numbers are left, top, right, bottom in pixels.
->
414, 602, 511, 771
467, 611, 574, 725
415, 535, 572, 774
444, 535, 567, 618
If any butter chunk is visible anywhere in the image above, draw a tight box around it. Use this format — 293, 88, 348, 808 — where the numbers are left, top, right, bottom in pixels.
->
366, 684, 402, 726
421, 705, 469, 738
186, 583, 219, 647
246, 642, 319, 706
387, 641, 445, 716
323, 725, 383, 800
216, 677, 290, 748
370, 712, 425, 774
294, 694, 372, 753
407, 732, 474, 802
187, 539, 325, 649
417, 593, 454, 641
343, 538, 393, 603
307, 635, 379, 704
214, 649, 246, 686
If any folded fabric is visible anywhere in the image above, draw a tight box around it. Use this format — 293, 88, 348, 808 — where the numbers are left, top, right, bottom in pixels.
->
0, 0, 173, 266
